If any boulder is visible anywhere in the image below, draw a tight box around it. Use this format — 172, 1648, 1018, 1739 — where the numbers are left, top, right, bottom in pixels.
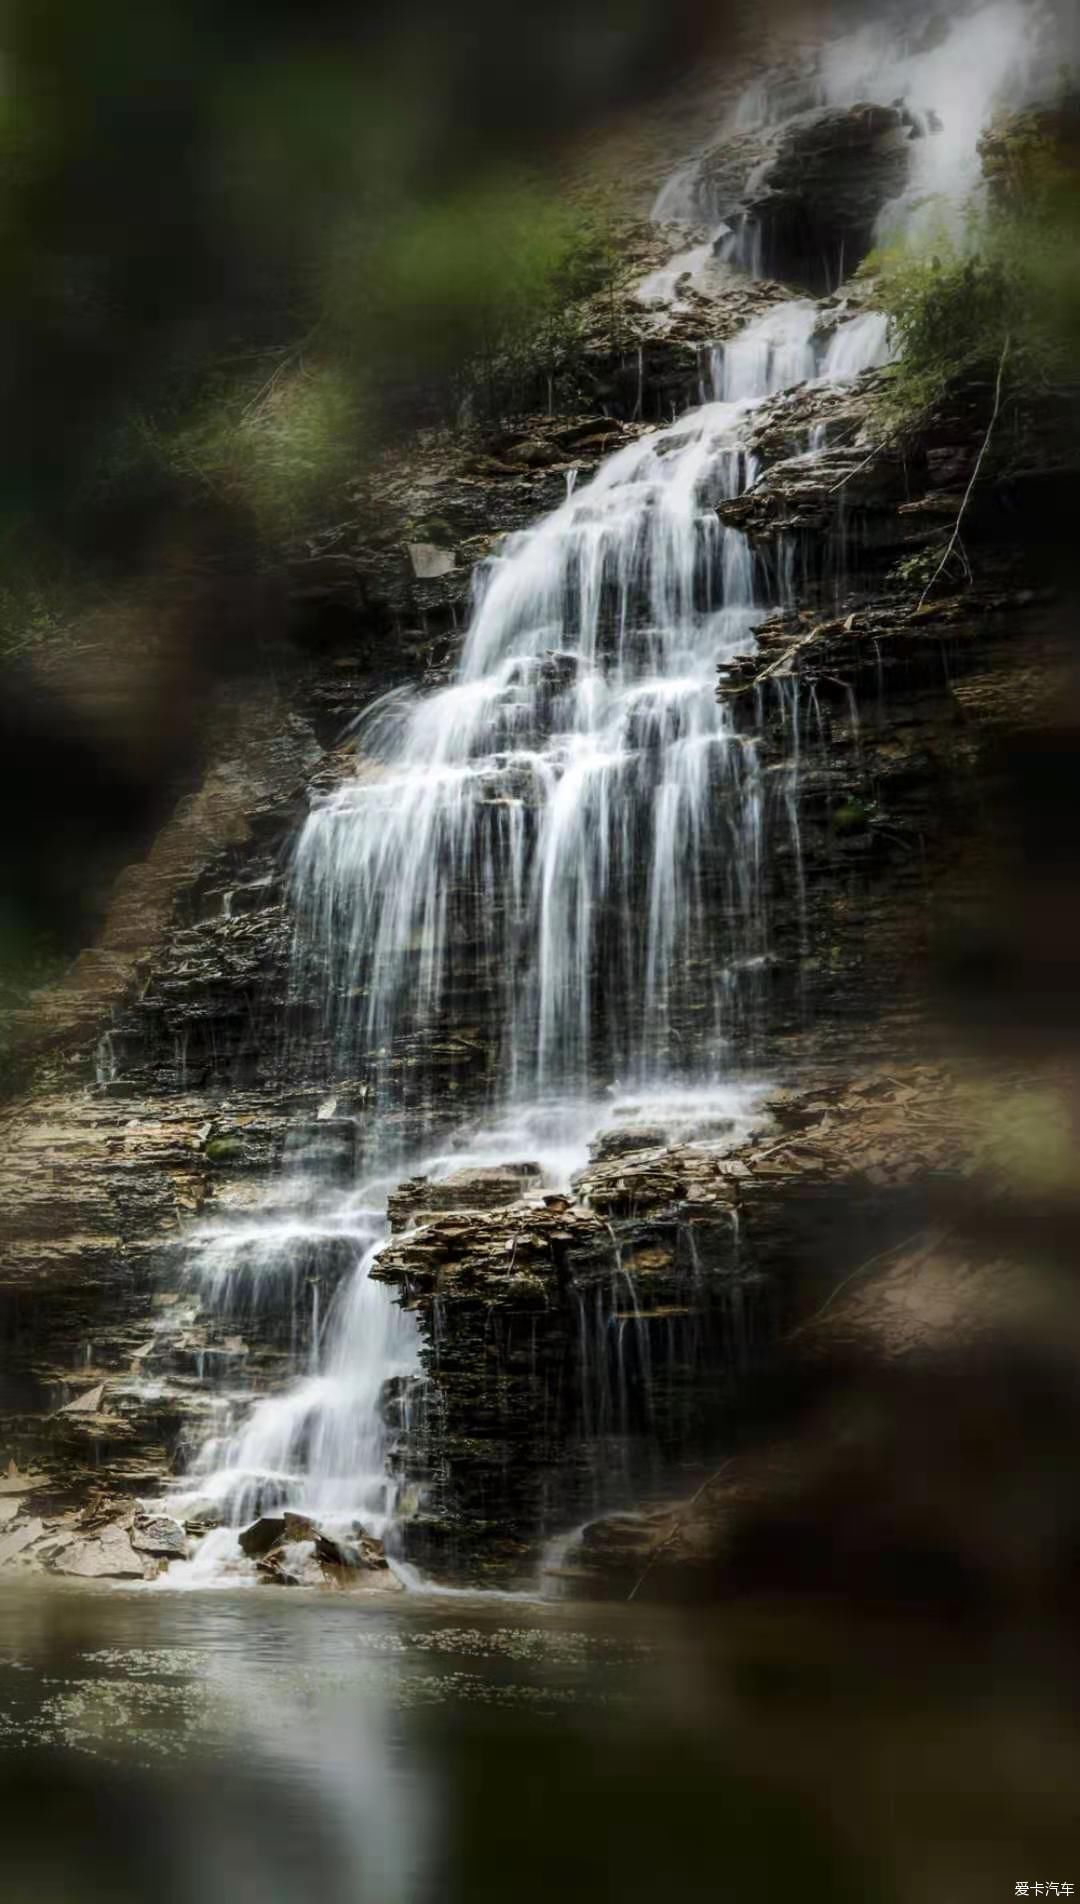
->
314, 1529, 390, 1572
130, 1511, 188, 1559
52, 1523, 145, 1579
238, 1515, 287, 1558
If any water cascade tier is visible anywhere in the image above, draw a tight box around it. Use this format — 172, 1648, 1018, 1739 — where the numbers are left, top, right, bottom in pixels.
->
161, 292, 897, 1581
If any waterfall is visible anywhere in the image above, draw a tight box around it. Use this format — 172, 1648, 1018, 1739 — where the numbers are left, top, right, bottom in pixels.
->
642, 0, 1047, 300
160, 2, 1048, 1582
161, 292, 896, 1582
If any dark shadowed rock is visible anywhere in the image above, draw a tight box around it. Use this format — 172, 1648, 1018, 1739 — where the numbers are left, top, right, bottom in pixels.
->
315, 1528, 389, 1572
713, 103, 910, 291
238, 1515, 287, 1558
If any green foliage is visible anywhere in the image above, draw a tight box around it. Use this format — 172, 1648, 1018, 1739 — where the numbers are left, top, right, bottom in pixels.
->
865, 122, 1080, 434
887, 546, 944, 591
325, 175, 616, 418
83, 179, 615, 538
832, 799, 870, 836
164, 361, 364, 539
0, 544, 95, 658
203, 1136, 247, 1163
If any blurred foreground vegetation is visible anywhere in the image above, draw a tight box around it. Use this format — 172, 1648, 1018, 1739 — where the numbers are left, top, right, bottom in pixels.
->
0, 0, 654, 660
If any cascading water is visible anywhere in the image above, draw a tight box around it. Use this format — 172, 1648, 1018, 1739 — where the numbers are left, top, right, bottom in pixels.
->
163, 1, 1034, 1583
161, 295, 891, 1582
293, 338, 793, 1104
641, 0, 1048, 301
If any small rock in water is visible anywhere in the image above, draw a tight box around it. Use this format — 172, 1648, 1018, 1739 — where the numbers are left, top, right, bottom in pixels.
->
257, 1540, 326, 1588
256, 1555, 301, 1587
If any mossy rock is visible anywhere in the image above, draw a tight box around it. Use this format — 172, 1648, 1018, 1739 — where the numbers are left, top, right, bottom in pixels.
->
832, 799, 870, 835
203, 1136, 247, 1164
412, 515, 456, 543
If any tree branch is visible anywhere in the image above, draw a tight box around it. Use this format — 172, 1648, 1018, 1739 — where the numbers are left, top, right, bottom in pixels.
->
918, 334, 1011, 609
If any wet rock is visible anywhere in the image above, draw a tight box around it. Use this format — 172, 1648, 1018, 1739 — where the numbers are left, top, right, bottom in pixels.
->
387, 1162, 543, 1230
589, 1127, 669, 1162
314, 1528, 389, 1572
182, 1503, 225, 1536
569, 1508, 678, 1596
281, 1511, 318, 1543
733, 104, 910, 291
256, 1554, 303, 1586
238, 1515, 287, 1558
0, 1465, 45, 1496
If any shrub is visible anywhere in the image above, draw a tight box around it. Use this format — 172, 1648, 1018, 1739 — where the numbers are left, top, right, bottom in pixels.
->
865, 111, 1080, 435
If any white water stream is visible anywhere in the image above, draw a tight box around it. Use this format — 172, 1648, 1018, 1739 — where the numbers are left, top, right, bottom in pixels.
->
643, 0, 1048, 302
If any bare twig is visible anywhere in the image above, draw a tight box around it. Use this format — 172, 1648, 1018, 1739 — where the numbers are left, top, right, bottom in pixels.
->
795, 1226, 949, 1334
626, 1460, 734, 1602
826, 436, 892, 495
918, 334, 1011, 609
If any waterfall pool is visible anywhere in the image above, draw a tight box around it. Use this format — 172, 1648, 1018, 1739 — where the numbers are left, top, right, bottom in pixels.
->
0, 1579, 1073, 1903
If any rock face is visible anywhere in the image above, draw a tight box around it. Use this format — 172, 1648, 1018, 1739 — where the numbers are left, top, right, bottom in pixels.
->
733, 104, 912, 291
368, 1063, 995, 1580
